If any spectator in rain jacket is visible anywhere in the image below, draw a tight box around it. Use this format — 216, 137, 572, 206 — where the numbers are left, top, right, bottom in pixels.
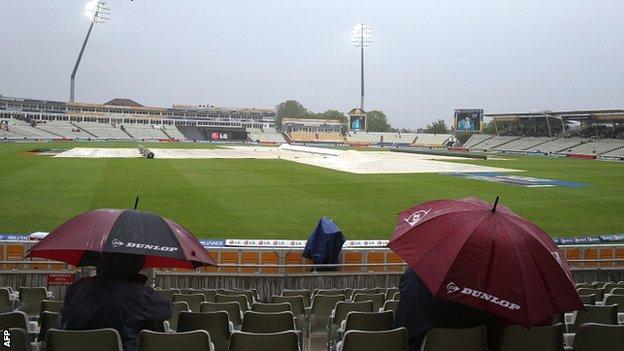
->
60, 252, 172, 351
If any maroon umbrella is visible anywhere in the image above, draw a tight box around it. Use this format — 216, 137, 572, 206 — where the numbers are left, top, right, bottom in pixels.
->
388, 197, 582, 327
27, 209, 216, 269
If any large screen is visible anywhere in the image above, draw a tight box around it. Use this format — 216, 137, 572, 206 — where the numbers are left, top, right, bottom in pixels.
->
349, 115, 366, 132
454, 109, 483, 132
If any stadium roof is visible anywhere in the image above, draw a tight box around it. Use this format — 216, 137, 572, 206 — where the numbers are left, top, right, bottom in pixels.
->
104, 98, 144, 107
485, 109, 624, 123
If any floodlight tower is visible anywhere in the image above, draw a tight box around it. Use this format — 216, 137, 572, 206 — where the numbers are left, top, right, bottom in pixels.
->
351, 22, 373, 110
69, 0, 111, 102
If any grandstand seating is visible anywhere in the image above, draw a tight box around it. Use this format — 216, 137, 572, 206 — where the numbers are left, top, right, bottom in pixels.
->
34, 121, 93, 139
462, 134, 493, 148
0, 119, 57, 139
73, 122, 130, 140
161, 125, 187, 140
523, 137, 586, 153
123, 124, 169, 140
288, 131, 344, 143
493, 137, 554, 151
412, 134, 452, 147
602, 146, 624, 158
247, 128, 287, 144
470, 136, 520, 151
564, 138, 624, 155
345, 132, 419, 145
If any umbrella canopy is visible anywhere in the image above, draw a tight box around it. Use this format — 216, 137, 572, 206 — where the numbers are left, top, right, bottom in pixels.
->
388, 197, 582, 327
27, 209, 216, 269
302, 217, 345, 265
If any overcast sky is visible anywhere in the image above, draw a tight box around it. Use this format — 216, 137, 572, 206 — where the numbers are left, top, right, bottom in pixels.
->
1, 1, 623, 128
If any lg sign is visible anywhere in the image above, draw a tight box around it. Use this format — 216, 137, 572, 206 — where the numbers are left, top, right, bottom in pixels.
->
211, 132, 229, 140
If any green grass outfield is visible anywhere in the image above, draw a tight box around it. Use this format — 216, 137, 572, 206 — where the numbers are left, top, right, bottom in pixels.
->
0, 142, 622, 239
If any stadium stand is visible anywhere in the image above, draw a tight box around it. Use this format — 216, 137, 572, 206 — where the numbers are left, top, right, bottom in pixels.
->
461, 134, 493, 148
247, 127, 287, 144
602, 146, 624, 158
523, 137, 586, 153
161, 125, 187, 140
176, 126, 207, 141
492, 137, 554, 151
122, 124, 169, 140
563, 138, 624, 155
73, 122, 130, 140
470, 136, 520, 151
33, 120, 93, 139
412, 134, 452, 147
0, 119, 57, 139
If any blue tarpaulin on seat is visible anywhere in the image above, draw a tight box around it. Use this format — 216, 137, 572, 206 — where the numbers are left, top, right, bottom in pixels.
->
302, 217, 345, 269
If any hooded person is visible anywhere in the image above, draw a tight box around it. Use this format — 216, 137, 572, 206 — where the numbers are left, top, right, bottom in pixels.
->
59, 252, 173, 351
394, 269, 487, 351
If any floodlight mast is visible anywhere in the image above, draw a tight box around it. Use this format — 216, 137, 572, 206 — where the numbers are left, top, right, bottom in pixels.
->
351, 22, 372, 110
70, 0, 110, 102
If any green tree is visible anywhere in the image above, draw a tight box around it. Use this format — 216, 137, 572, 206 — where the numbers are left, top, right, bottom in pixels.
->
275, 100, 307, 130
423, 119, 450, 134
366, 110, 391, 132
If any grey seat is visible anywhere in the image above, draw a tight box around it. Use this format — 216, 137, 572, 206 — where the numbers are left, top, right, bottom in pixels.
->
272, 295, 306, 330
499, 324, 564, 351
8, 327, 32, 351
177, 311, 231, 351
611, 288, 624, 296
226, 290, 254, 305
384, 288, 399, 301
37, 311, 60, 344
0, 311, 30, 331
577, 288, 604, 301
603, 294, 624, 312
579, 294, 596, 305
154, 289, 179, 302
252, 302, 291, 313
329, 301, 374, 348
201, 301, 243, 328
217, 294, 249, 312
572, 304, 618, 332
241, 311, 295, 333
172, 294, 205, 313
382, 300, 399, 314
193, 289, 217, 303
352, 293, 385, 311
0, 288, 13, 313
337, 327, 409, 351
349, 289, 378, 299
420, 325, 487, 351
342, 311, 394, 334
309, 295, 345, 335
573, 323, 624, 351
228, 331, 299, 351
603, 283, 620, 295
46, 328, 123, 351
282, 289, 311, 307
19, 287, 47, 320
167, 301, 189, 331
138, 330, 214, 351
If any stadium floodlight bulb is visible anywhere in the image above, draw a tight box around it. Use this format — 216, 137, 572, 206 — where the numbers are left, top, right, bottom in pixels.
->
351, 22, 373, 48
84, 0, 111, 24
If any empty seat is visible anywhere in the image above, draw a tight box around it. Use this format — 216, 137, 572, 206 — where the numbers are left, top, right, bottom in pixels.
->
19, 287, 48, 320
573, 323, 624, 351
0, 288, 13, 313
201, 302, 243, 328
217, 294, 249, 312
603, 283, 620, 295
37, 311, 60, 344
337, 327, 409, 351
193, 289, 217, 303
241, 311, 295, 333
282, 289, 311, 307
420, 325, 487, 351
252, 302, 291, 313
172, 294, 205, 313
499, 324, 564, 351
384, 288, 399, 301
0, 311, 31, 332
46, 328, 123, 351
329, 301, 374, 347
8, 327, 31, 351
176, 311, 231, 351
604, 294, 624, 312
572, 305, 618, 331
272, 295, 306, 330
577, 288, 605, 301
309, 295, 345, 335
349, 289, 378, 299
382, 300, 399, 314
352, 293, 385, 311
167, 301, 189, 332
342, 311, 394, 333
579, 294, 596, 305
226, 290, 255, 305
154, 289, 179, 301
228, 331, 299, 351
138, 330, 214, 351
